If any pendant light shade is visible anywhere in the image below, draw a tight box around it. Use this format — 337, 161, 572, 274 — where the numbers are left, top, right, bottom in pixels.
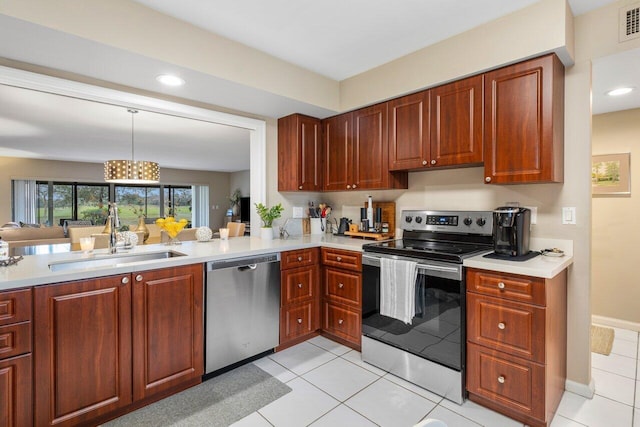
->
104, 109, 160, 184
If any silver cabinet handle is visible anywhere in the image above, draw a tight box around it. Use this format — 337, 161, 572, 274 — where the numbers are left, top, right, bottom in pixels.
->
338, 283, 344, 289
498, 322, 506, 330
422, 160, 427, 165
346, 184, 351, 189
135, 274, 143, 282
297, 283, 303, 289
338, 319, 344, 325
498, 376, 505, 384
121, 276, 129, 284
485, 177, 492, 183
297, 256, 303, 262
430, 159, 436, 165
498, 282, 505, 289
298, 185, 303, 190
297, 318, 303, 324
352, 184, 357, 189
336, 256, 342, 262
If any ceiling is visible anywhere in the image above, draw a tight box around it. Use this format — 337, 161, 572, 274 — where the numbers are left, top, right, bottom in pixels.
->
0, 0, 633, 172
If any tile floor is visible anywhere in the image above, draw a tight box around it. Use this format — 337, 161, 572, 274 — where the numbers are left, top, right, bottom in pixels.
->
229, 327, 639, 427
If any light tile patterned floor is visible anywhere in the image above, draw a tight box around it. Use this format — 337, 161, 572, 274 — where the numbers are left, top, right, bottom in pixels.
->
230, 330, 640, 427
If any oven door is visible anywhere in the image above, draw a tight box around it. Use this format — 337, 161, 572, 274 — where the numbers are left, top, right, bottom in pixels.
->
362, 254, 465, 371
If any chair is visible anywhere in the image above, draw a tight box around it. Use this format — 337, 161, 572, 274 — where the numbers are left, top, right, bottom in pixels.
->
226, 222, 246, 237
67, 226, 105, 243
160, 228, 198, 243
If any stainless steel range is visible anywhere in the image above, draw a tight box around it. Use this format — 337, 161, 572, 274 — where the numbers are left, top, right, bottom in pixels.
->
361, 209, 493, 404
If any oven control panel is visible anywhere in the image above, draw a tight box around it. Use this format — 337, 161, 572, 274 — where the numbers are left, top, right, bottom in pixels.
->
401, 210, 493, 235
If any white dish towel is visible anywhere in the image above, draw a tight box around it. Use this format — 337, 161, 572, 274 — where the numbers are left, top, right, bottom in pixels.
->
380, 257, 418, 325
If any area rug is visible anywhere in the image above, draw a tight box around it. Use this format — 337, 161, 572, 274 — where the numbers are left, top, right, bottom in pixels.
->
103, 363, 291, 427
591, 325, 615, 356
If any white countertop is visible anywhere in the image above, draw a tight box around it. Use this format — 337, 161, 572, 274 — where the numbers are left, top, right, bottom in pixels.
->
0, 235, 574, 291
0, 234, 369, 292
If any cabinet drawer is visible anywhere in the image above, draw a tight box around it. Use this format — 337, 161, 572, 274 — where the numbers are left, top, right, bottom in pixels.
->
467, 343, 544, 421
281, 248, 319, 270
467, 268, 546, 306
467, 293, 545, 363
321, 248, 361, 271
322, 302, 360, 343
0, 322, 31, 360
0, 288, 31, 326
281, 302, 317, 341
324, 268, 361, 306
282, 266, 318, 305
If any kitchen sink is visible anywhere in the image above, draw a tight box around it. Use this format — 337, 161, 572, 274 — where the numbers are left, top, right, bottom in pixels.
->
49, 250, 187, 272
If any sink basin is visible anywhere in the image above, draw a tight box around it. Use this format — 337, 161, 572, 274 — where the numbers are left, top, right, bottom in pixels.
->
49, 250, 186, 272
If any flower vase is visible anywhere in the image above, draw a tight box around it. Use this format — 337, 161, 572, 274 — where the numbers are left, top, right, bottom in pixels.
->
137, 216, 149, 243
165, 234, 182, 245
261, 227, 273, 240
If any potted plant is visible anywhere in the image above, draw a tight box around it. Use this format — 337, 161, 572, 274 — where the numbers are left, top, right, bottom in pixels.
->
255, 202, 284, 240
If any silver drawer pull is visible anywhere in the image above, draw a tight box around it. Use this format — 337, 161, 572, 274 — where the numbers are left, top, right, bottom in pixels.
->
297, 256, 303, 261
497, 282, 505, 289
297, 283, 303, 288
121, 276, 129, 284
498, 376, 505, 384
338, 283, 344, 288
498, 322, 506, 330
135, 274, 143, 282
336, 256, 342, 262
338, 319, 344, 325
297, 318, 303, 324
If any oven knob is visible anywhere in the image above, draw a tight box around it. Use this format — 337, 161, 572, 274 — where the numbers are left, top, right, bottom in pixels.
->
415, 216, 422, 224
405, 216, 413, 223
476, 217, 486, 226
463, 217, 473, 226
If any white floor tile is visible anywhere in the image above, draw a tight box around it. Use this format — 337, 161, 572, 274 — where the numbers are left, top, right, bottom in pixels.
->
230, 411, 273, 427
439, 398, 523, 427
309, 404, 378, 427
549, 414, 587, 427
258, 377, 339, 427
383, 372, 444, 403
556, 391, 633, 427
611, 337, 639, 359
253, 356, 297, 383
345, 378, 436, 427
269, 342, 337, 375
341, 349, 388, 376
302, 357, 379, 401
634, 408, 640, 427
591, 352, 637, 379
592, 367, 636, 406
420, 406, 482, 427
636, 381, 640, 408
308, 335, 352, 356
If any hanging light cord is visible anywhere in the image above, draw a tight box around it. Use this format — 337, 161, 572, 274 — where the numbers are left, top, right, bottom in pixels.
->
128, 108, 138, 162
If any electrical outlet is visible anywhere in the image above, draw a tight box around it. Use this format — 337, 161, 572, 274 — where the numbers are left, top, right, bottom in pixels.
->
292, 206, 304, 218
524, 206, 537, 224
562, 207, 576, 225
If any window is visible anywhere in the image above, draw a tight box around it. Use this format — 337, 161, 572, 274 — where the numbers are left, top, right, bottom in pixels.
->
115, 185, 161, 227
164, 186, 192, 223
77, 184, 109, 225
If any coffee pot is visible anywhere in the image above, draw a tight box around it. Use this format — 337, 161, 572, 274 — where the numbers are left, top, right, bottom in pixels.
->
337, 217, 351, 235
493, 207, 531, 257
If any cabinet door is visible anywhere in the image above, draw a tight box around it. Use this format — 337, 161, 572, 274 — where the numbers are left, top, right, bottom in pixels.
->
353, 103, 389, 189
431, 75, 483, 167
388, 91, 430, 170
0, 354, 32, 427
132, 264, 204, 401
282, 265, 319, 306
484, 54, 564, 184
323, 112, 353, 191
281, 302, 317, 342
278, 114, 323, 191
322, 302, 360, 345
34, 275, 132, 427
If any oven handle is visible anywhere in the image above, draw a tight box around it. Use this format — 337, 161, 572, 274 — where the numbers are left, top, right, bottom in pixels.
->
362, 253, 462, 278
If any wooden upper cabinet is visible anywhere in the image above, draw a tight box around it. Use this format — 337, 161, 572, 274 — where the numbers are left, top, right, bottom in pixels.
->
353, 103, 389, 190
323, 112, 353, 191
431, 75, 484, 167
484, 54, 564, 184
388, 91, 430, 171
278, 114, 323, 191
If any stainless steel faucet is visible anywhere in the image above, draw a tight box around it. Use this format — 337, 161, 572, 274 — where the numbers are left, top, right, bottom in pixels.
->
107, 202, 120, 254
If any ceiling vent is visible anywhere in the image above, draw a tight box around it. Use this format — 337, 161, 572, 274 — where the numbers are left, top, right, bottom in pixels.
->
620, 3, 640, 42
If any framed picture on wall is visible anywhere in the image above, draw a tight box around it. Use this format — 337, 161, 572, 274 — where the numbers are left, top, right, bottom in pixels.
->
592, 153, 631, 196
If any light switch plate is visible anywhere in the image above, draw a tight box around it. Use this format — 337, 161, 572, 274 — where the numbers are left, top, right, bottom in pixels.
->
292, 206, 304, 218
562, 207, 576, 225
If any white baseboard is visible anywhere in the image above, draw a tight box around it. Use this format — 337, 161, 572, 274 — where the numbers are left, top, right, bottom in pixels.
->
592, 315, 640, 332
565, 378, 595, 399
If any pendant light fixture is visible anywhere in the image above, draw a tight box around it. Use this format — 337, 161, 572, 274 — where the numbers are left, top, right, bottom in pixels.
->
104, 109, 160, 184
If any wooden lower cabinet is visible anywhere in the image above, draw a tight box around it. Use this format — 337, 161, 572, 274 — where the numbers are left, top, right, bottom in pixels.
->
466, 267, 567, 427
34, 264, 204, 427
0, 354, 32, 427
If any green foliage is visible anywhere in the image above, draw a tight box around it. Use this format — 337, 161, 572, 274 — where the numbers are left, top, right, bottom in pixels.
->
254, 203, 284, 228
119, 224, 130, 232
80, 207, 108, 225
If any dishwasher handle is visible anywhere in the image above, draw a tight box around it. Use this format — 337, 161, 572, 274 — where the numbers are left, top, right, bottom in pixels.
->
207, 253, 280, 271
237, 264, 257, 271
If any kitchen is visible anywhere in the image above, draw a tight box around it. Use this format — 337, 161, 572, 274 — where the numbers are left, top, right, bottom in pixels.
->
0, 0, 637, 426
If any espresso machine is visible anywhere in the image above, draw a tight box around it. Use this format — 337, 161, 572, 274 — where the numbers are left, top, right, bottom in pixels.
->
493, 207, 531, 257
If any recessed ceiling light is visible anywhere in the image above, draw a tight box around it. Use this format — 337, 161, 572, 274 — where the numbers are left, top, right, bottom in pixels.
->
606, 87, 634, 96
156, 74, 185, 87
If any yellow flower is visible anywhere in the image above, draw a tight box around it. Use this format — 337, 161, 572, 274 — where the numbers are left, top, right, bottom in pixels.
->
156, 217, 188, 238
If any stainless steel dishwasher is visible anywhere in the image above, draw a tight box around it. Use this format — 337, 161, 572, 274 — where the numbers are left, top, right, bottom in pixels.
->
205, 253, 281, 375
